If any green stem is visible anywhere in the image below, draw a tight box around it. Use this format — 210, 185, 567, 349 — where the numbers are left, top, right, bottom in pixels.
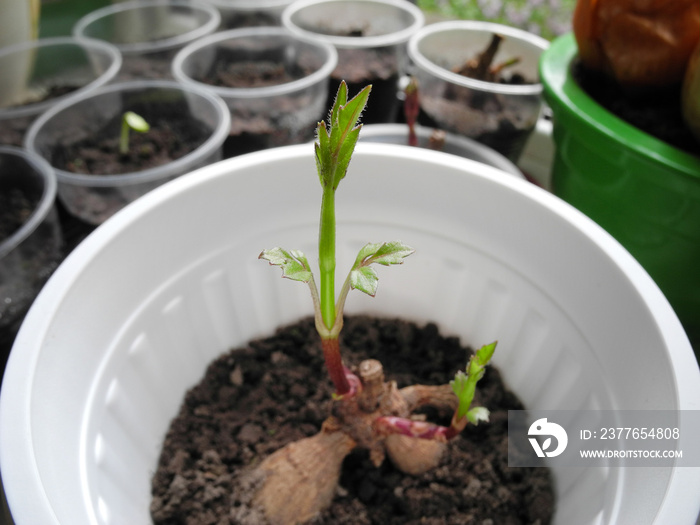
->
318, 186, 336, 330
119, 118, 129, 155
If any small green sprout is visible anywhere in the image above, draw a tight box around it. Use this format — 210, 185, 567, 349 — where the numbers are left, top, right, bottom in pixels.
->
451, 341, 497, 426
119, 111, 150, 155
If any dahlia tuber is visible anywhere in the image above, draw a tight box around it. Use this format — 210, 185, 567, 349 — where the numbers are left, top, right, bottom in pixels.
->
573, 0, 700, 95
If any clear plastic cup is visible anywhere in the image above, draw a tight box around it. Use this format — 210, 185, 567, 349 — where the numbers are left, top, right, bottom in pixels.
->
73, 0, 221, 81
0, 36, 122, 147
206, 0, 294, 29
282, 0, 424, 124
172, 26, 337, 158
407, 21, 549, 162
0, 146, 62, 352
24, 80, 231, 225
358, 123, 524, 178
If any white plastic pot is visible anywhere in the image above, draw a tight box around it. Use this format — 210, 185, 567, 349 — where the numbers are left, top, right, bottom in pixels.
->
0, 143, 698, 525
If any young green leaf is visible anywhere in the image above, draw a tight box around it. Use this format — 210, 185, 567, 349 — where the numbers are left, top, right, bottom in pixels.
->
350, 266, 380, 297
124, 111, 150, 133
467, 406, 490, 425
259, 247, 313, 283
450, 341, 497, 421
349, 241, 414, 297
120, 110, 150, 154
315, 82, 371, 191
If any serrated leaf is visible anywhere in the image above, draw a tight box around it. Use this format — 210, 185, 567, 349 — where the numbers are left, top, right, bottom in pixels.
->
450, 370, 468, 399
467, 407, 490, 425
330, 81, 348, 125
354, 241, 415, 268
334, 126, 362, 189
338, 84, 370, 133
317, 83, 371, 190
259, 247, 312, 283
370, 241, 415, 265
475, 341, 497, 367
350, 265, 379, 296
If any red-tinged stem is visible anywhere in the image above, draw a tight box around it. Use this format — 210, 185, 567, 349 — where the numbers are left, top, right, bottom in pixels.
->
375, 415, 466, 442
404, 77, 420, 147
322, 336, 353, 396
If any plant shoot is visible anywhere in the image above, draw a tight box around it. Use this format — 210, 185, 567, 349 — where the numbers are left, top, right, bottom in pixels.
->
256, 82, 496, 525
119, 111, 150, 155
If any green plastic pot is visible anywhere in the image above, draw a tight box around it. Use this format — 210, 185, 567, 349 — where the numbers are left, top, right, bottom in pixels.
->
540, 33, 700, 352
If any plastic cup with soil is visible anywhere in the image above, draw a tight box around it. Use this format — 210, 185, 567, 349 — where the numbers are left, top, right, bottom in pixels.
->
0, 146, 62, 374
206, 0, 294, 29
172, 26, 337, 158
407, 20, 549, 163
72, 0, 221, 81
282, 0, 424, 124
358, 123, 524, 179
24, 80, 230, 225
0, 36, 122, 148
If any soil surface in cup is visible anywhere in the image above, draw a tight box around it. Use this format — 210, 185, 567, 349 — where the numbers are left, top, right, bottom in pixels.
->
0, 178, 62, 377
572, 60, 699, 156
151, 315, 554, 524
200, 53, 318, 158
51, 101, 211, 175
417, 58, 537, 163
0, 187, 35, 243
0, 85, 80, 147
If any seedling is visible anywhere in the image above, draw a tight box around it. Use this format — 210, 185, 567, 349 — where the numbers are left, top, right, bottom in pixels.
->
119, 111, 150, 155
256, 82, 496, 525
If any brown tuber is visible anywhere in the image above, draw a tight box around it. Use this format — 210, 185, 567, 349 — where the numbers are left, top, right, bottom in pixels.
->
573, 0, 700, 95
250, 360, 462, 524
682, 40, 700, 144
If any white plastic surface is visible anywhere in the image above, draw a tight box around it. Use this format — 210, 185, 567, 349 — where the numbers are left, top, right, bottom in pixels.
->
1, 143, 699, 525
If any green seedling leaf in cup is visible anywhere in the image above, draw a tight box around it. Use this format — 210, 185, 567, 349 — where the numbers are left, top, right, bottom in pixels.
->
120, 111, 150, 155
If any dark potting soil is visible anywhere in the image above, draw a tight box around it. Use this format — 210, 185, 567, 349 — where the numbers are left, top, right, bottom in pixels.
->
572, 60, 699, 156
151, 315, 554, 525
0, 178, 63, 377
0, 187, 35, 243
416, 65, 538, 162
207, 60, 306, 89
51, 103, 211, 176
201, 56, 317, 158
